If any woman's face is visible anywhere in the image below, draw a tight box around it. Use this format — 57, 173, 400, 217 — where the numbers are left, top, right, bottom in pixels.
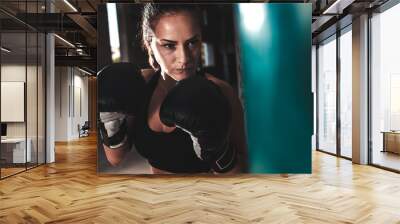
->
150, 11, 202, 81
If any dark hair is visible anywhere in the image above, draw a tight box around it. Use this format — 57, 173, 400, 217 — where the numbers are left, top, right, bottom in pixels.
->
141, 3, 202, 70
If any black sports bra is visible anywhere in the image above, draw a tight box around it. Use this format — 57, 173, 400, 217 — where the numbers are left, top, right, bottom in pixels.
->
133, 70, 211, 173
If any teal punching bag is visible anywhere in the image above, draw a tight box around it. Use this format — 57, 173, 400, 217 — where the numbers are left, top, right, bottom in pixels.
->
234, 3, 313, 173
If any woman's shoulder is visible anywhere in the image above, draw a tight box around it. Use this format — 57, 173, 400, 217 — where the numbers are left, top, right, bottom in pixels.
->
141, 68, 157, 83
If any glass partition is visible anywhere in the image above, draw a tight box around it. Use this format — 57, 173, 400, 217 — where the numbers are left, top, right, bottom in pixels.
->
339, 26, 352, 158
0, 1, 46, 179
1, 23, 28, 178
370, 3, 400, 171
317, 35, 337, 155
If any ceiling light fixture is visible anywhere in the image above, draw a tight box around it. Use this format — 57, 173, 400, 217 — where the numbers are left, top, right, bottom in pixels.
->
54, 34, 75, 48
78, 67, 93, 76
1, 47, 11, 53
63, 0, 78, 12
323, 0, 341, 14
322, 0, 354, 15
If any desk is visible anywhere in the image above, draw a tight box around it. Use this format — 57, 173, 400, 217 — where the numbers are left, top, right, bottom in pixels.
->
1, 138, 31, 163
382, 131, 400, 154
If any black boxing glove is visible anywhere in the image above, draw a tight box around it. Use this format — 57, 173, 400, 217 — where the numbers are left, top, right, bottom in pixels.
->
159, 75, 237, 173
98, 63, 147, 149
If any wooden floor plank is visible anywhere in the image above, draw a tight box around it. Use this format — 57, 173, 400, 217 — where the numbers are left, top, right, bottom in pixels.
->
1, 134, 400, 223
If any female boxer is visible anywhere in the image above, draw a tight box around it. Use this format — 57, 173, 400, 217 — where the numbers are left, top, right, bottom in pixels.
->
101, 4, 247, 174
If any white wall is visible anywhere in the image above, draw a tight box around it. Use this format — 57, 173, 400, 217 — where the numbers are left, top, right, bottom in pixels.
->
1, 65, 26, 135
55, 66, 69, 141
1, 65, 39, 137
55, 67, 89, 141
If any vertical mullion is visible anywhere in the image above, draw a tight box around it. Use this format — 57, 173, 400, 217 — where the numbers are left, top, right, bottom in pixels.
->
44, 0, 47, 164
316, 44, 320, 151
25, 0, 28, 171
336, 30, 341, 157
36, 0, 39, 167
0, 18, 2, 179
367, 11, 373, 165
69, 69, 71, 118
73, 68, 75, 118
60, 68, 62, 117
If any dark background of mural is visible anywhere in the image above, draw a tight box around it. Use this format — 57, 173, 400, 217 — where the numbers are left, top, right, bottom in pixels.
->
97, 3, 312, 174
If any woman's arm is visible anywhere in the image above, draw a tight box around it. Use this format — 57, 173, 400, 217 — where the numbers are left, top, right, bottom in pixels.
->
99, 107, 135, 166
227, 92, 248, 173
216, 90, 248, 174
101, 69, 156, 167
103, 143, 129, 166
206, 74, 248, 174
100, 115, 136, 167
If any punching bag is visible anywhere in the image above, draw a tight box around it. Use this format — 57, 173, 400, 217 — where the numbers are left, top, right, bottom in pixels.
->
234, 3, 313, 173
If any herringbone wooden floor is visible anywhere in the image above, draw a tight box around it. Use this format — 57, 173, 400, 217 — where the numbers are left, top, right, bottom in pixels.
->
1, 134, 400, 224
